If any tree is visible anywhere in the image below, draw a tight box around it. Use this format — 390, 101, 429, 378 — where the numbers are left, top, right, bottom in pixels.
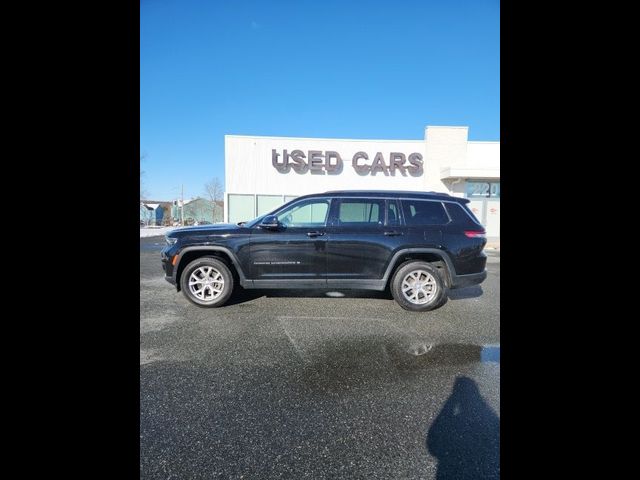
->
204, 178, 224, 222
161, 205, 172, 226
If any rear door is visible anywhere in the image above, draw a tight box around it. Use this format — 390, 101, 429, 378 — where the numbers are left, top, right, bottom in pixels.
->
326, 197, 403, 281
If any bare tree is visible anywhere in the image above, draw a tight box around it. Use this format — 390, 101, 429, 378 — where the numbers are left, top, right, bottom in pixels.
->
204, 178, 224, 222
161, 205, 172, 226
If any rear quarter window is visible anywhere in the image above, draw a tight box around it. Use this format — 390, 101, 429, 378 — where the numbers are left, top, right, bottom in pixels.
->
444, 202, 483, 227
400, 200, 449, 226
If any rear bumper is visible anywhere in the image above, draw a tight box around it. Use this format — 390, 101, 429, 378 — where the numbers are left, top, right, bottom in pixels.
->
450, 270, 487, 289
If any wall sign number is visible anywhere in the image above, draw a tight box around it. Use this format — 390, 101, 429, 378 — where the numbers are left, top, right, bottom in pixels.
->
466, 181, 500, 198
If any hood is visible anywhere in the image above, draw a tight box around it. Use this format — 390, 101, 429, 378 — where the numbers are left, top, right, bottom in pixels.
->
167, 223, 243, 237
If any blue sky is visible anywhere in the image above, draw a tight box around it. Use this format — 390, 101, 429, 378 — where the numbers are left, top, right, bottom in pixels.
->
140, 0, 499, 200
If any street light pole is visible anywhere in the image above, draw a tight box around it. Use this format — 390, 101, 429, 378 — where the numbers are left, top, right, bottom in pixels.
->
181, 183, 184, 227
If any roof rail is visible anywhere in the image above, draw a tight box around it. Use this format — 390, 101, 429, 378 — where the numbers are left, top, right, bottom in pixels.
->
323, 190, 451, 196
424, 191, 451, 196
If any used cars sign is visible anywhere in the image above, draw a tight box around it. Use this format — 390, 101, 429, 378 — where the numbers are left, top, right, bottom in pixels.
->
271, 149, 423, 176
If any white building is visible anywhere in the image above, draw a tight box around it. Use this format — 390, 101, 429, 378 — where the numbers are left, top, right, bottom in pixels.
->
224, 125, 500, 237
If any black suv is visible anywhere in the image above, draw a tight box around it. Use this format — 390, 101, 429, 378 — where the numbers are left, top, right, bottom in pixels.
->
161, 190, 487, 312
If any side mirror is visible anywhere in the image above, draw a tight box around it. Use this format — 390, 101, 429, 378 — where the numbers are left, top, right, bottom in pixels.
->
260, 214, 281, 230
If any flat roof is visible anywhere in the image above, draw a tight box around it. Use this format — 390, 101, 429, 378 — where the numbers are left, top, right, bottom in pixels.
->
225, 134, 424, 143
225, 134, 500, 144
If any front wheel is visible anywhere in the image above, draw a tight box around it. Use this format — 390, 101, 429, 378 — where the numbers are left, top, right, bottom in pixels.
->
391, 261, 446, 312
180, 257, 234, 307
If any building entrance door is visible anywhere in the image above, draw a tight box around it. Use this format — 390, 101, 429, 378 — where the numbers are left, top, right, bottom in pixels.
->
465, 180, 500, 238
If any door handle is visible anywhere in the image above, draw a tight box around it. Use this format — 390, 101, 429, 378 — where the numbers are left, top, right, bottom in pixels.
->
307, 231, 326, 237
384, 230, 403, 236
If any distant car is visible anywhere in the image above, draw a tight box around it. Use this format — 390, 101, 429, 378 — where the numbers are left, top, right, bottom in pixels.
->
161, 190, 487, 312
198, 221, 212, 225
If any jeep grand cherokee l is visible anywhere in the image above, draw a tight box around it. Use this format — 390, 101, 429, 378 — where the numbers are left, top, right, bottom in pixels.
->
160, 190, 487, 312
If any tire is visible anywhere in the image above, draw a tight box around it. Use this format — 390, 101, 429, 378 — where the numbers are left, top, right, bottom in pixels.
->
390, 261, 446, 312
180, 257, 234, 308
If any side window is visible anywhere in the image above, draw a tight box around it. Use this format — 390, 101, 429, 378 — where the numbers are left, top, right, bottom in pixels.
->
444, 202, 483, 226
401, 200, 449, 226
387, 200, 400, 226
337, 199, 384, 225
276, 199, 329, 227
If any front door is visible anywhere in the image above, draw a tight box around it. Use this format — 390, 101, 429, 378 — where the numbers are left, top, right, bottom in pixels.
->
249, 198, 331, 283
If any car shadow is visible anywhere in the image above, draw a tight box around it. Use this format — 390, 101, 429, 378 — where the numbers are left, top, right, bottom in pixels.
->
226, 287, 393, 305
426, 376, 500, 479
224, 287, 267, 305
447, 285, 483, 300
226, 286, 482, 306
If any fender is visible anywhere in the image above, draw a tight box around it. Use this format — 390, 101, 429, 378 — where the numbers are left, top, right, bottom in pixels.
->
172, 246, 249, 289
382, 248, 457, 288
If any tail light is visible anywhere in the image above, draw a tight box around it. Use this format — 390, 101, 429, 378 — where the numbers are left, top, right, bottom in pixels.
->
464, 230, 486, 238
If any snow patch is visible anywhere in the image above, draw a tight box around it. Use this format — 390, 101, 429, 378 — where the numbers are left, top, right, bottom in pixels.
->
140, 226, 175, 238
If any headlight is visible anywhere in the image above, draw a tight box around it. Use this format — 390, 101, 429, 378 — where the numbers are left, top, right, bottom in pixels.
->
165, 235, 177, 246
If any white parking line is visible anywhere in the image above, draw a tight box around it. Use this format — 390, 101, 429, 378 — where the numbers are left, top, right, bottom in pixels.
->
278, 318, 308, 364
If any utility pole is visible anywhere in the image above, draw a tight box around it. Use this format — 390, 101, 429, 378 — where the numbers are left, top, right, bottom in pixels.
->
180, 183, 185, 227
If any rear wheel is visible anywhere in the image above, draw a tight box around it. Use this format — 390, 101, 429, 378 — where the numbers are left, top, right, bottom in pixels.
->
180, 257, 234, 307
391, 261, 446, 312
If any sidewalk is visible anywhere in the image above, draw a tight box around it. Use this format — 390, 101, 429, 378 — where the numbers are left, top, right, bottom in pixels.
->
485, 237, 500, 251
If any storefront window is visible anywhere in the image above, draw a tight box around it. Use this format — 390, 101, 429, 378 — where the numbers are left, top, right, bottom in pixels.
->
228, 194, 255, 223
257, 195, 283, 216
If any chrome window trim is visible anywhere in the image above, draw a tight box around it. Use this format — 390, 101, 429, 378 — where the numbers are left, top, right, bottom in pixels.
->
269, 195, 468, 226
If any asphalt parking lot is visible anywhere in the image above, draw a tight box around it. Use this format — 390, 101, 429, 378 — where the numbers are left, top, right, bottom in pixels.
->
140, 236, 500, 479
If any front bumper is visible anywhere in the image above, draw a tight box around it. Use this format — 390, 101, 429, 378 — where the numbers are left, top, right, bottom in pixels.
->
161, 248, 177, 286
